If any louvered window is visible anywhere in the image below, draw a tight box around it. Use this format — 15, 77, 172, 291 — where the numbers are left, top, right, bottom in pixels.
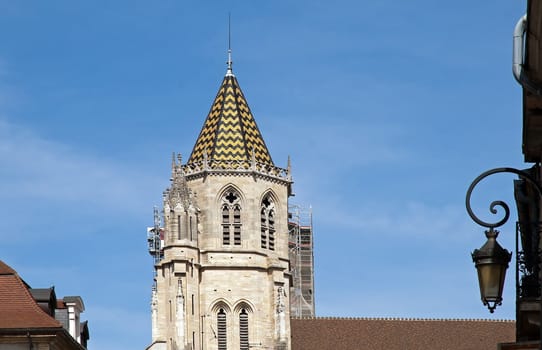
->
239, 309, 249, 350
217, 309, 227, 350
268, 211, 275, 250
221, 190, 241, 246
260, 208, 267, 249
233, 206, 241, 245
261, 196, 275, 251
222, 206, 230, 245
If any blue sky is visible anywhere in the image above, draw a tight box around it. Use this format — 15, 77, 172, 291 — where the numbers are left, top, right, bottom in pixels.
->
0, 1, 528, 349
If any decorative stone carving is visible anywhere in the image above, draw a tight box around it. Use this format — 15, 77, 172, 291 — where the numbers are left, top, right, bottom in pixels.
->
166, 153, 198, 211
151, 287, 159, 341
277, 286, 286, 342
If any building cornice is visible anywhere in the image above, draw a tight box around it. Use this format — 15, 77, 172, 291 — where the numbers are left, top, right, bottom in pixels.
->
182, 161, 291, 184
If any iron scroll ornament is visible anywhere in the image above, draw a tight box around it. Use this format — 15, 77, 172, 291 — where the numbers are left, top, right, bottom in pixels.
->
465, 167, 542, 230
466, 167, 542, 314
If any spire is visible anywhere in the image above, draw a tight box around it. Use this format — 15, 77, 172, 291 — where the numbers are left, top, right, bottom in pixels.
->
226, 14, 234, 77
287, 155, 292, 174
187, 74, 274, 169
167, 155, 194, 209
171, 152, 177, 180
186, 15, 275, 171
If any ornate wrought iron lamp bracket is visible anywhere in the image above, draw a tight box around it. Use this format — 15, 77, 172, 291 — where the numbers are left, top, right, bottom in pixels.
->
466, 167, 542, 229
466, 167, 542, 314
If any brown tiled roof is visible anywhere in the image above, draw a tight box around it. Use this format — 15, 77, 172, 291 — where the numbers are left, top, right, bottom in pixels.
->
291, 317, 515, 350
0, 261, 61, 329
0, 260, 16, 275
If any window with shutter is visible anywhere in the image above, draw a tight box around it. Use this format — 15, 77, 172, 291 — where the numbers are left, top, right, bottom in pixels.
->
217, 309, 227, 350
261, 195, 276, 251
239, 309, 249, 350
221, 190, 242, 246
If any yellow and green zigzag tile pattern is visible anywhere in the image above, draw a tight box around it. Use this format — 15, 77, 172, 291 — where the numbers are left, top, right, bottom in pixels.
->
188, 75, 274, 167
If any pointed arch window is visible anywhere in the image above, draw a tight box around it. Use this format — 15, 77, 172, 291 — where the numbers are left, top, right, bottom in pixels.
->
217, 308, 227, 350
221, 190, 242, 246
261, 195, 276, 250
239, 309, 249, 350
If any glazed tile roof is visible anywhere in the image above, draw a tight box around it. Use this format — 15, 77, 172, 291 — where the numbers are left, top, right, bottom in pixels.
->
291, 317, 515, 350
187, 73, 274, 169
0, 260, 61, 329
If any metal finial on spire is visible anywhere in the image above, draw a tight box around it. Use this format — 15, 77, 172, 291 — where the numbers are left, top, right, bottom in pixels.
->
226, 13, 234, 76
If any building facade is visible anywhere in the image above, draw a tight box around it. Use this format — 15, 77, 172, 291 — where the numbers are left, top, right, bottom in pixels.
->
146, 57, 295, 350
0, 260, 89, 350
501, 2, 542, 349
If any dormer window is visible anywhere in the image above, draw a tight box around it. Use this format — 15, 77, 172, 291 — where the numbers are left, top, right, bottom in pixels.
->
221, 190, 242, 246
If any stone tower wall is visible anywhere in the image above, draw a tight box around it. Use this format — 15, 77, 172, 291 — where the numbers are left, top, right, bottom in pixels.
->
151, 172, 291, 350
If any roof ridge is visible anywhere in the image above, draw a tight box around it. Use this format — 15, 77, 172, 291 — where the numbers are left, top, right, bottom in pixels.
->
290, 316, 515, 323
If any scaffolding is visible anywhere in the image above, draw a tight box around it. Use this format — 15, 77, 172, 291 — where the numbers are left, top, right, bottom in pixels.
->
288, 204, 315, 317
147, 206, 164, 273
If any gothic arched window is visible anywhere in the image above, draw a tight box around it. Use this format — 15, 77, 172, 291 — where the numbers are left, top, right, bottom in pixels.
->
217, 308, 227, 350
239, 309, 249, 350
221, 190, 242, 246
260, 195, 275, 250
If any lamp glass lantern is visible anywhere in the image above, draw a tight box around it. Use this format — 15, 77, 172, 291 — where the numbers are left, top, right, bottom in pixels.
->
471, 229, 512, 313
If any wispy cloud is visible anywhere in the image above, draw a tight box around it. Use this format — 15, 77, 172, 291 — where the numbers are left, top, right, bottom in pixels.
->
265, 117, 412, 173
0, 117, 162, 213
313, 198, 477, 243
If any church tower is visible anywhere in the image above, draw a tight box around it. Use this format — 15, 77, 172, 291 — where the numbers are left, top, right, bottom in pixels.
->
146, 52, 293, 350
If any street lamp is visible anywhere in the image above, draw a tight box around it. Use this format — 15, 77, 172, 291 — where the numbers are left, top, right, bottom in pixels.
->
466, 167, 542, 313
470, 228, 511, 313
